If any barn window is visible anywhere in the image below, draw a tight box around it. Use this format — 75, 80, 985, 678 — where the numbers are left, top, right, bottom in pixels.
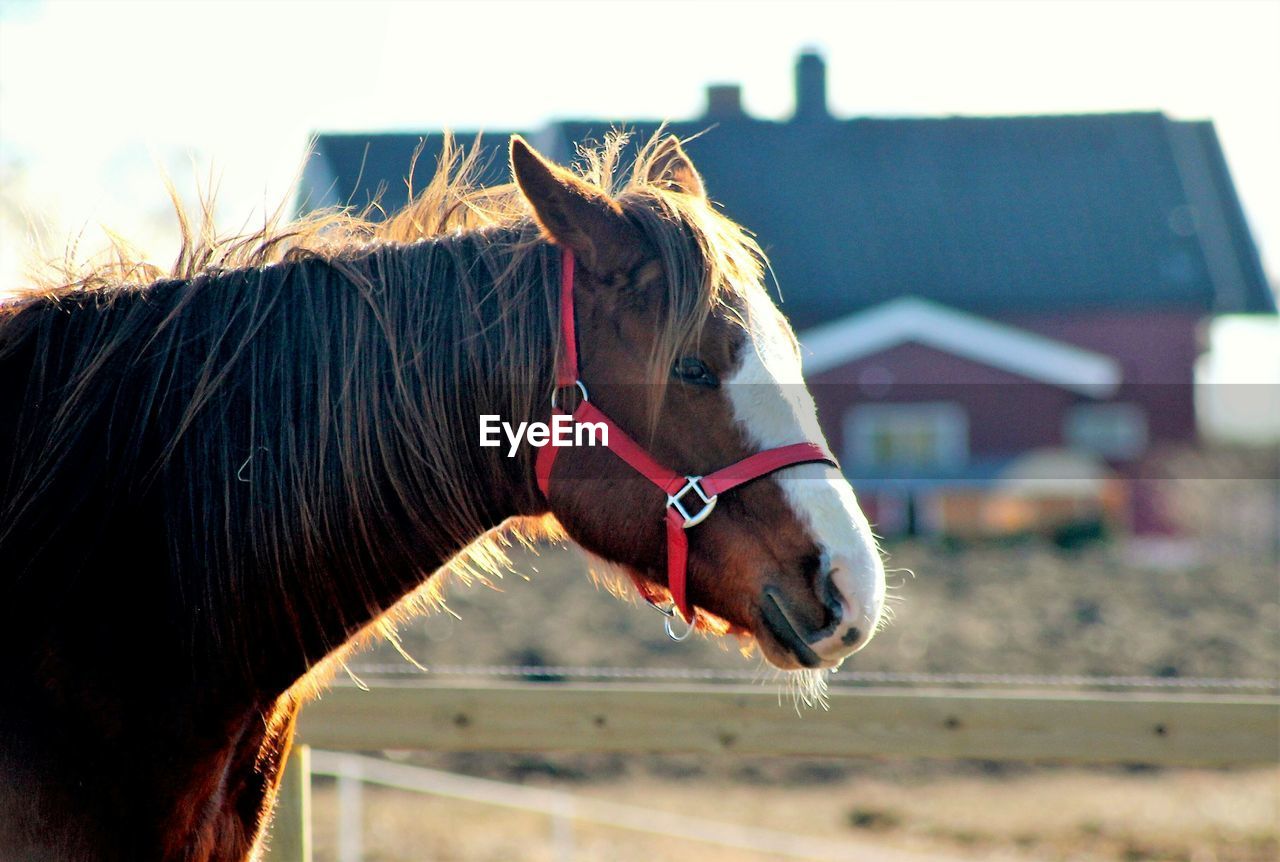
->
844, 402, 969, 470
1064, 402, 1148, 460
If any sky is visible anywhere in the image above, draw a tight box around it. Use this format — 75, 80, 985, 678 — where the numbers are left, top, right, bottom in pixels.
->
0, 0, 1276, 425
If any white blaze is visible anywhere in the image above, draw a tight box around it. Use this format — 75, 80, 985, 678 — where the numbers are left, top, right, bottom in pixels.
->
725, 297, 885, 660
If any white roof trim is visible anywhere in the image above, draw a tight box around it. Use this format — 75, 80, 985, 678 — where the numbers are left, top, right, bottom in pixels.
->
799, 297, 1122, 397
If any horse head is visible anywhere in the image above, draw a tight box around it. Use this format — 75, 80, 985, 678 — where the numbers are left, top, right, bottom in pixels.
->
511, 136, 885, 670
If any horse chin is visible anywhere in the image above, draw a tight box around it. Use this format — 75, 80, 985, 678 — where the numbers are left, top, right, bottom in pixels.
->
588, 557, 835, 671
752, 612, 841, 671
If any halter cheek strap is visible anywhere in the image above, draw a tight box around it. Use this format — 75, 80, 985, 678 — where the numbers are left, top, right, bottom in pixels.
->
535, 248, 837, 626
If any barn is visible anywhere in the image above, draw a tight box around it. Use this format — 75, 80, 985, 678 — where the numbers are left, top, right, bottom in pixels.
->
298, 52, 1274, 540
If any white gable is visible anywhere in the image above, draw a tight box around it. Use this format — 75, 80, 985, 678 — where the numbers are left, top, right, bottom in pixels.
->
799, 297, 1122, 397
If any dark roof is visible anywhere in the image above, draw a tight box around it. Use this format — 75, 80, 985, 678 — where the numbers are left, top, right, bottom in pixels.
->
300, 131, 516, 214
301, 112, 1274, 327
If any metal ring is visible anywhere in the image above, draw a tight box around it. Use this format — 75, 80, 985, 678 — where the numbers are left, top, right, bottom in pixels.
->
663, 611, 697, 642
551, 380, 589, 411
645, 597, 696, 641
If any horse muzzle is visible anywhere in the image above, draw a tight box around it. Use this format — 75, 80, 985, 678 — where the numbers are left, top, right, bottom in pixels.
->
759, 553, 881, 669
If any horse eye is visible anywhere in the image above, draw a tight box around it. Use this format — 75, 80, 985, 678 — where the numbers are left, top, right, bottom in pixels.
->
672, 357, 719, 388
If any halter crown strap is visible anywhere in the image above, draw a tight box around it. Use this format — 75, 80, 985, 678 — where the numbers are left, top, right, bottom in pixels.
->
536, 249, 837, 623
555, 248, 578, 388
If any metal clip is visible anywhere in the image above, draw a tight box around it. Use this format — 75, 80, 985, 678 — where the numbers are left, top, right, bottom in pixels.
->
647, 598, 697, 642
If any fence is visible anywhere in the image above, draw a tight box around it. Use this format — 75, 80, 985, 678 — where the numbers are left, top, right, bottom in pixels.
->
263, 681, 1280, 861
300, 750, 995, 862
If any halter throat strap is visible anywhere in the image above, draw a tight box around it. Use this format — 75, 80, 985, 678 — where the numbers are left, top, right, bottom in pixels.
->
535, 248, 836, 624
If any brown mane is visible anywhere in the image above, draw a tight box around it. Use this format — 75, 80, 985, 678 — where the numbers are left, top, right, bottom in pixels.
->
13, 130, 766, 344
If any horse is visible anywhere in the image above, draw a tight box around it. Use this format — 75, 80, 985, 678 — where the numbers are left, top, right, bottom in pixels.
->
0, 132, 885, 861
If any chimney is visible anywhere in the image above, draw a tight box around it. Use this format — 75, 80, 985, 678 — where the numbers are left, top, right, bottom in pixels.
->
705, 83, 745, 120
794, 50, 829, 121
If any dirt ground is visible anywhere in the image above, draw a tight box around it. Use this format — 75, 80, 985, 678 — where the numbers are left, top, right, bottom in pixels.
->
307, 763, 1279, 862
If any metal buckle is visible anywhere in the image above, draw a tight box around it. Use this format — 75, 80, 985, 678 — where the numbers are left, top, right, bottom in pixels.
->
550, 379, 589, 411
666, 476, 718, 528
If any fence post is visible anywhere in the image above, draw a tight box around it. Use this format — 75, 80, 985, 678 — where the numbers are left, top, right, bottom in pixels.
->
336, 754, 364, 862
550, 794, 575, 862
267, 743, 312, 862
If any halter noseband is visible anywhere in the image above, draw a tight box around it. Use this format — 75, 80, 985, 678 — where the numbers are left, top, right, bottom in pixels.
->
535, 249, 837, 635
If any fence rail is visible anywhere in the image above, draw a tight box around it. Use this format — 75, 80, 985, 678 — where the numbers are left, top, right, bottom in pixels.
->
344, 663, 1280, 692
265, 682, 1279, 861
296, 682, 1278, 766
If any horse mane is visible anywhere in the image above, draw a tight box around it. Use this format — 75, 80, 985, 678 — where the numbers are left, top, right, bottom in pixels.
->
0, 130, 772, 682
12, 130, 766, 334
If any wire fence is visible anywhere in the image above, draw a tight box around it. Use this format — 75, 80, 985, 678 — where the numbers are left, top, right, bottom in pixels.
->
344, 662, 1280, 693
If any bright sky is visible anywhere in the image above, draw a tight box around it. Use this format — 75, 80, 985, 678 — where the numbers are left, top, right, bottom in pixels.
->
0, 0, 1276, 415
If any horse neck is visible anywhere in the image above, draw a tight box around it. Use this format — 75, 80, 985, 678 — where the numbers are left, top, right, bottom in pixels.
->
152, 231, 558, 689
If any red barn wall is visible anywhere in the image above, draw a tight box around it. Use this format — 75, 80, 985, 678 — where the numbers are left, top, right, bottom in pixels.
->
1001, 311, 1201, 445
805, 312, 1203, 463
810, 342, 1081, 462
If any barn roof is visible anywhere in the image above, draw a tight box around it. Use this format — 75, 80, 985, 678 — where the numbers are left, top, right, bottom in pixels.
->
299, 57, 1274, 326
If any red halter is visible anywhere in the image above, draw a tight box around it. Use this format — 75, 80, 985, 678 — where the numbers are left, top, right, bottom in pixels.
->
535, 249, 837, 627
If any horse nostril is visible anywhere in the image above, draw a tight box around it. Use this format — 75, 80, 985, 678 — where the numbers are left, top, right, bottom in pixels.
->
800, 551, 824, 581
820, 566, 845, 627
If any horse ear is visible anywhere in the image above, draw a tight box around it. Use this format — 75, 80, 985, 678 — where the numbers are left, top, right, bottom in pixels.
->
510, 136, 640, 275
644, 135, 706, 199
